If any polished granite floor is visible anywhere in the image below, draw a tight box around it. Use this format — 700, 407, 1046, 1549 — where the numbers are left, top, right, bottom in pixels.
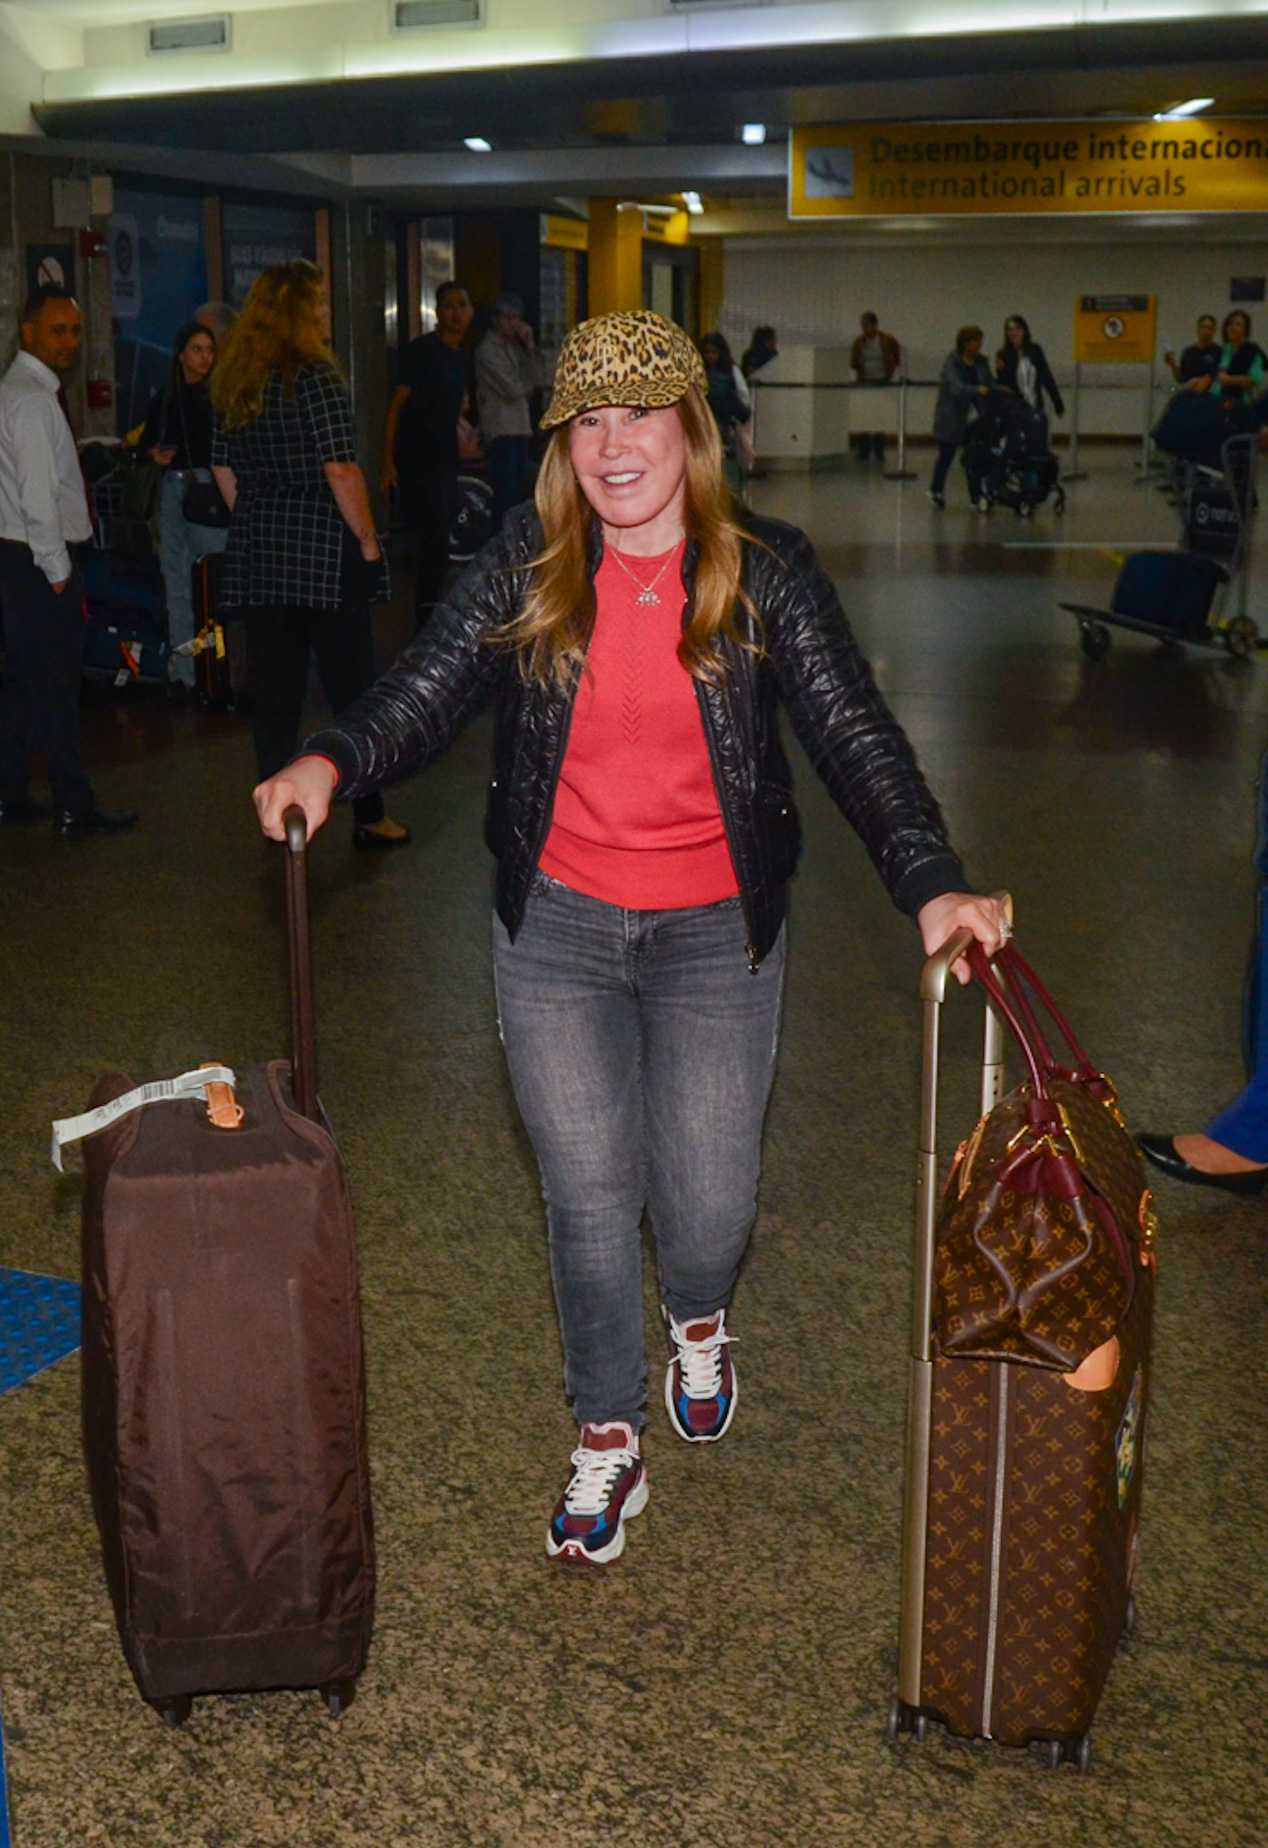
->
1, 458, 1265, 1846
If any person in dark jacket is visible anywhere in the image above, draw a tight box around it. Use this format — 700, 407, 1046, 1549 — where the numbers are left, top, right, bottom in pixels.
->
699, 331, 752, 488
380, 280, 474, 629
1165, 314, 1221, 391
740, 324, 778, 380
995, 316, 1064, 420
929, 325, 994, 508
140, 321, 229, 692
252, 310, 1009, 1569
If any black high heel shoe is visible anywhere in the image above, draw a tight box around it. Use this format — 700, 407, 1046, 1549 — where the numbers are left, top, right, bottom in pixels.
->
1136, 1134, 1268, 1196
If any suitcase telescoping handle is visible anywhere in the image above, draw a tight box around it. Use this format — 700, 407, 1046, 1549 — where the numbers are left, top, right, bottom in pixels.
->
283, 805, 319, 1122
897, 901, 1011, 1711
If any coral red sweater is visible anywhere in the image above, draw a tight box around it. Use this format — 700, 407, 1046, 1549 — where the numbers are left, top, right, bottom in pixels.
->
538, 539, 740, 908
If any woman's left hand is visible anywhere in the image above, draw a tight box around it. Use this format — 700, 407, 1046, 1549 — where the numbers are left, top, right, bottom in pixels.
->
916, 891, 1012, 985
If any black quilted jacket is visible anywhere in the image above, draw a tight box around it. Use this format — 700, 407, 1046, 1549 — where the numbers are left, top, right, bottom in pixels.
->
303, 504, 968, 963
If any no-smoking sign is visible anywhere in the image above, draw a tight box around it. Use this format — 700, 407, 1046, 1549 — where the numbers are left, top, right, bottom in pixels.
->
1073, 293, 1156, 364
25, 243, 76, 302
110, 215, 140, 319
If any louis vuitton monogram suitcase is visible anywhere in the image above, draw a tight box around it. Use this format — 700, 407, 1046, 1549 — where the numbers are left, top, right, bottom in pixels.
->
888, 927, 1155, 1771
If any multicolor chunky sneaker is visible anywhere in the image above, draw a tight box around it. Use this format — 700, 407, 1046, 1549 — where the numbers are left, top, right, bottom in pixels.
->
663, 1308, 737, 1443
546, 1422, 649, 1567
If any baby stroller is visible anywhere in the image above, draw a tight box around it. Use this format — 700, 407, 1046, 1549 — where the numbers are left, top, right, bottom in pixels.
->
965, 391, 1065, 517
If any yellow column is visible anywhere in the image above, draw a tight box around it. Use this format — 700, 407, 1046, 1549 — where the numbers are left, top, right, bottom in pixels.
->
588, 199, 643, 316
696, 239, 724, 338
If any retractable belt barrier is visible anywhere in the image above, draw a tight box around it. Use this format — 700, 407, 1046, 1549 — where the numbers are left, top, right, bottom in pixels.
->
748, 375, 1173, 478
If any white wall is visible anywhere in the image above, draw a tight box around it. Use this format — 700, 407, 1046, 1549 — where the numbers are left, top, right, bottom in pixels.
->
720, 231, 1268, 437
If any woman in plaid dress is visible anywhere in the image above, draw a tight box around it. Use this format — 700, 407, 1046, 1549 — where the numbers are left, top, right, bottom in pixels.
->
211, 260, 409, 848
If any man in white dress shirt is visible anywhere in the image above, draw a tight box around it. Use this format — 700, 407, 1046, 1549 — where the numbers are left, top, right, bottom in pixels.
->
0, 287, 137, 835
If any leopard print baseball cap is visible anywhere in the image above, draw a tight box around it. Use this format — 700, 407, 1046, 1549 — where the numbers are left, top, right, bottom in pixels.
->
541, 310, 707, 429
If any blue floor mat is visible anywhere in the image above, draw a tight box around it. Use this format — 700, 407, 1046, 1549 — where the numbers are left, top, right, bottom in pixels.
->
0, 1269, 81, 1396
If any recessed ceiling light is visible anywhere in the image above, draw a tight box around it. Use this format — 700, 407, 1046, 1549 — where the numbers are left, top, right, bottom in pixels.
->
681, 191, 704, 215
741, 123, 766, 145
1152, 97, 1215, 121
464, 136, 493, 152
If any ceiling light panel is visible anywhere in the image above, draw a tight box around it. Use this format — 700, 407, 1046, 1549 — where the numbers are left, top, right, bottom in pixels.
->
393, 0, 482, 31
1153, 96, 1216, 119
146, 14, 231, 55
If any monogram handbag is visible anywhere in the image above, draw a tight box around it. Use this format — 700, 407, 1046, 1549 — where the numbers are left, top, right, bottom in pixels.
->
934, 943, 1155, 1373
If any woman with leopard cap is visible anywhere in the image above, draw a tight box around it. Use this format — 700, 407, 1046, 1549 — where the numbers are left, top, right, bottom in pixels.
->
253, 310, 1007, 1567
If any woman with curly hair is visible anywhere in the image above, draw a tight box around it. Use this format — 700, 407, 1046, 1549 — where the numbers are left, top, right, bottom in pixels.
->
211, 259, 408, 848
251, 310, 1007, 1565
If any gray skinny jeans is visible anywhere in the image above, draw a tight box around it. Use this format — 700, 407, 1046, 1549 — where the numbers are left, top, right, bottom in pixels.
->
493, 873, 786, 1430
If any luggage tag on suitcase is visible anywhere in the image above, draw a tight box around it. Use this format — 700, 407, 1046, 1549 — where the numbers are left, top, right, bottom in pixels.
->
50, 1064, 238, 1171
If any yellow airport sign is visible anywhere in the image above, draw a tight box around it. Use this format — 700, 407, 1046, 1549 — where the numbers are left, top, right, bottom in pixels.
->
541, 213, 588, 252
1073, 295, 1158, 364
790, 120, 1268, 218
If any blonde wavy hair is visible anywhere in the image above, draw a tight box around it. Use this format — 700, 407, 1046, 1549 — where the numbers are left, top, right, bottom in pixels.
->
503, 387, 760, 688
211, 259, 337, 431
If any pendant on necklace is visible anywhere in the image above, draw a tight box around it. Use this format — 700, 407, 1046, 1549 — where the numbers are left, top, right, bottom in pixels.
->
637, 588, 659, 605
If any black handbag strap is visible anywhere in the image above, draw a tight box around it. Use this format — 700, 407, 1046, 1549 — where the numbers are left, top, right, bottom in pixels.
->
174, 380, 190, 467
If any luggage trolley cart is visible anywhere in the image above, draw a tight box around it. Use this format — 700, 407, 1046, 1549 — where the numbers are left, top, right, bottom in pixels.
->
81, 450, 172, 686
1062, 431, 1260, 661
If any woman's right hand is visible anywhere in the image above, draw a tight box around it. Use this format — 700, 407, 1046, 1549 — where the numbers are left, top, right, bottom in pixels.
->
360, 536, 382, 562
253, 755, 339, 841
150, 445, 176, 466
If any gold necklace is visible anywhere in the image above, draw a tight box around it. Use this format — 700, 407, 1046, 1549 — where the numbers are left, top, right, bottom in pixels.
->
607, 540, 682, 606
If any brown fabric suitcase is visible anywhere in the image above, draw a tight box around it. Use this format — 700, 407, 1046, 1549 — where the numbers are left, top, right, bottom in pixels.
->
74, 809, 374, 1726
189, 552, 252, 712
891, 927, 1155, 1770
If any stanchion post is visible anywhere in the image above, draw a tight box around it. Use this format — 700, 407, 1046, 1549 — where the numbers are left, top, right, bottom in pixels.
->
883, 377, 918, 481
1140, 367, 1157, 476
743, 378, 760, 507
1063, 360, 1087, 482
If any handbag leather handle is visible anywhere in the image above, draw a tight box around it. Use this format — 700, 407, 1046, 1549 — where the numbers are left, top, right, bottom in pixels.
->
994, 942, 1099, 1080
283, 805, 319, 1121
966, 943, 1055, 1107
988, 952, 1059, 1074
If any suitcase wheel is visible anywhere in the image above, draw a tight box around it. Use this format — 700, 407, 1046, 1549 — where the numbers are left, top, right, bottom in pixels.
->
1080, 620, 1111, 662
321, 1677, 357, 1719
151, 1695, 192, 1729
886, 1697, 928, 1744
1224, 616, 1259, 657
1031, 1733, 1092, 1773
